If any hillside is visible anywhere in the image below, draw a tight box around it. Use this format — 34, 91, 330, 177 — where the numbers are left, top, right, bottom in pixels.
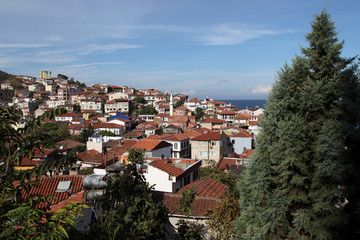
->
0, 70, 12, 83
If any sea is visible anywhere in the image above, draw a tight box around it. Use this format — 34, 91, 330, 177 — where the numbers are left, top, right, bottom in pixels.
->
219, 99, 267, 110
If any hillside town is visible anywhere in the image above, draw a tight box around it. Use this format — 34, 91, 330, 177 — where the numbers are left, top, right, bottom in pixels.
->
0, 70, 264, 239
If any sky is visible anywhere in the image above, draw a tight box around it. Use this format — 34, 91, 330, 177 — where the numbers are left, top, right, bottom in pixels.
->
1, 0, 359, 100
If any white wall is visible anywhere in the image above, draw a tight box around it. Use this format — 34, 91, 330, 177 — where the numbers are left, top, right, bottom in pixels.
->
230, 137, 252, 153
144, 165, 174, 192
147, 146, 172, 158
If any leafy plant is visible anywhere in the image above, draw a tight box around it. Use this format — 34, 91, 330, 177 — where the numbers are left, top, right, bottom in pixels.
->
0, 105, 87, 239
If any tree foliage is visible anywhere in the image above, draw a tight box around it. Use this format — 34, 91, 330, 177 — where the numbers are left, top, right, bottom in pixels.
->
57, 74, 69, 80
0, 69, 12, 83
99, 130, 116, 137
79, 124, 94, 143
88, 148, 168, 240
200, 166, 240, 197
206, 194, 240, 240
139, 105, 158, 115
178, 187, 197, 217
0, 105, 87, 240
133, 96, 146, 104
194, 107, 204, 122
176, 220, 206, 240
237, 10, 360, 240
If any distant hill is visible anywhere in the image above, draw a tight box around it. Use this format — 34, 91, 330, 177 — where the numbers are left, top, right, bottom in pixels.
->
0, 70, 13, 83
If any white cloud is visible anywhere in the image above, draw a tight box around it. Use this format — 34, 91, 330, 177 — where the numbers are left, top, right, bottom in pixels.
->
199, 24, 283, 46
59, 62, 124, 69
0, 43, 51, 48
79, 43, 143, 55
251, 85, 272, 94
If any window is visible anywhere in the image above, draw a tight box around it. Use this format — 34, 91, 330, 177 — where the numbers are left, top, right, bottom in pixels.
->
56, 181, 72, 192
169, 174, 173, 181
198, 141, 202, 146
198, 151, 208, 157
174, 143, 179, 149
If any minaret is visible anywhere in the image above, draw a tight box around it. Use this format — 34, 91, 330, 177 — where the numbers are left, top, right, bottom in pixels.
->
170, 94, 174, 116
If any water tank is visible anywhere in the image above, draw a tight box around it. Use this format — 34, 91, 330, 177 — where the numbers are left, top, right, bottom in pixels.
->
83, 175, 107, 189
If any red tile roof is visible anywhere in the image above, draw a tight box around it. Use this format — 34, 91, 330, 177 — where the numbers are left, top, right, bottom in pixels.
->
191, 131, 222, 141
76, 150, 104, 164
21, 175, 84, 210
154, 192, 220, 216
240, 149, 255, 159
149, 160, 185, 177
56, 139, 85, 150
231, 131, 252, 138
159, 133, 190, 141
249, 121, 259, 126
92, 122, 124, 129
178, 178, 228, 198
217, 157, 240, 171
187, 98, 199, 102
235, 113, 252, 119
153, 178, 228, 217
202, 118, 227, 123
132, 139, 172, 151
218, 110, 236, 115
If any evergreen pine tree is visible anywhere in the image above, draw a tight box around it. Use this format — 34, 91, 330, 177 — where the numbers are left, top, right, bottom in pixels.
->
237, 10, 359, 240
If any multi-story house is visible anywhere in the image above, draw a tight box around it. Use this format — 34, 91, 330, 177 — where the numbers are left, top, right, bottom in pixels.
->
144, 94, 156, 105
80, 99, 103, 113
46, 99, 68, 109
191, 131, 228, 165
234, 112, 252, 126
132, 139, 173, 158
200, 118, 228, 131
229, 130, 253, 154
104, 98, 129, 114
184, 98, 200, 112
201, 98, 215, 116
149, 133, 191, 159
141, 157, 201, 193
217, 110, 236, 123
108, 91, 129, 100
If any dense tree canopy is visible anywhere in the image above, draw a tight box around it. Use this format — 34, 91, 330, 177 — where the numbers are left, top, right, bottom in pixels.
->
139, 105, 158, 115
0, 106, 86, 239
237, 10, 360, 239
88, 148, 168, 240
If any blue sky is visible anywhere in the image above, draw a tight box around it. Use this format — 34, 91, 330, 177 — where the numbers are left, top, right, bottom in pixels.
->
1, 0, 359, 99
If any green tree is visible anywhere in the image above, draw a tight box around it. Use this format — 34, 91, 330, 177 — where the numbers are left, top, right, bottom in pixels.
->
200, 166, 240, 198
99, 130, 116, 137
139, 105, 158, 115
73, 104, 81, 113
80, 125, 94, 143
0, 105, 86, 239
174, 99, 184, 108
206, 194, 240, 240
237, 10, 360, 239
89, 148, 168, 240
0, 69, 12, 83
133, 96, 146, 104
176, 220, 206, 240
57, 74, 69, 80
194, 107, 204, 121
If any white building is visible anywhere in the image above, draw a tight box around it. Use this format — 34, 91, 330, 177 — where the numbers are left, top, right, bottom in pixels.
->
141, 158, 201, 193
